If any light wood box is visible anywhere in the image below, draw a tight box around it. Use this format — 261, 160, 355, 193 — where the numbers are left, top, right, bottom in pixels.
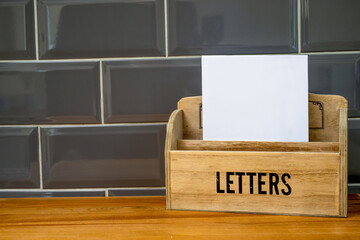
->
165, 93, 348, 217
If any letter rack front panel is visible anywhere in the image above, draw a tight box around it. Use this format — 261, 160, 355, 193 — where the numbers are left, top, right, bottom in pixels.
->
169, 151, 340, 216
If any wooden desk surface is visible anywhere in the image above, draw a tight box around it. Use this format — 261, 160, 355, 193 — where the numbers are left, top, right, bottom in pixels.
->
1, 194, 359, 239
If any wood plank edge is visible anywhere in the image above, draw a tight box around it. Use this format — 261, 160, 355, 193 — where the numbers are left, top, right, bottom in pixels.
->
339, 108, 348, 217
166, 207, 345, 218
170, 150, 340, 156
164, 109, 183, 209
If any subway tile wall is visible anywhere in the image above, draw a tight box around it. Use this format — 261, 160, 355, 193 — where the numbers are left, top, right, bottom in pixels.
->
0, 62, 101, 124
0, 0, 36, 60
41, 124, 166, 188
0, 0, 359, 197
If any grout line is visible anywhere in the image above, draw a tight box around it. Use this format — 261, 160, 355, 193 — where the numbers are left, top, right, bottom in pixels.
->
0, 56, 201, 63
33, 0, 39, 60
164, 0, 169, 57
99, 61, 105, 124
0, 187, 165, 192
108, 187, 166, 190
37, 127, 43, 189
297, 0, 301, 53
299, 51, 360, 55
348, 183, 360, 187
0, 188, 107, 192
0, 122, 168, 128
1, 51, 360, 64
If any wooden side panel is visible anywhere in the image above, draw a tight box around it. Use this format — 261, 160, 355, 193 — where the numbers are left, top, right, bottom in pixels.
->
169, 151, 341, 216
308, 93, 347, 142
165, 109, 183, 209
178, 96, 202, 140
339, 108, 348, 217
178, 94, 348, 142
178, 140, 339, 152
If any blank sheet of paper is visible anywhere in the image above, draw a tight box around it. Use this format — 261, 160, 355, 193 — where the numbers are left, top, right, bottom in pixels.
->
202, 55, 308, 142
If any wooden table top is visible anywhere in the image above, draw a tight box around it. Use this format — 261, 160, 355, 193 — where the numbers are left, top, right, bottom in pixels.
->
1, 194, 359, 239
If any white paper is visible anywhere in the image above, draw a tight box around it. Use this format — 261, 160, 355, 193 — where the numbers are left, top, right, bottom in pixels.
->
202, 55, 308, 142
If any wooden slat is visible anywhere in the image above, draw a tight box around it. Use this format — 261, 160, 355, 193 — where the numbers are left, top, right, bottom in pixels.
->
178, 139, 339, 152
170, 150, 341, 216
177, 94, 348, 142
309, 93, 347, 142
177, 96, 202, 140
339, 108, 348, 217
164, 109, 183, 209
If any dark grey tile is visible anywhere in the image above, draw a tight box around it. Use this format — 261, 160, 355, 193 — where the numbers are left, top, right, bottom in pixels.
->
0, 190, 105, 198
349, 184, 360, 194
168, 0, 297, 55
348, 120, 360, 184
308, 54, 360, 117
0, 127, 39, 188
109, 187, 165, 196
301, 0, 360, 52
103, 58, 201, 123
37, 0, 165, 59
41, 124, 166, 188
0, 0, 35, 60
0, 62, 101, 124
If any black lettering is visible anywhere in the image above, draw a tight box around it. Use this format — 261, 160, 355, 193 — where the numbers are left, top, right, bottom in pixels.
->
226, 172, 235, 193
235, 172, 245, 194
216, 172, 225, 193
281, 173, 292, 196
258, 172, 267, 194
247, 172, 257, 194
269, 173, 280, 195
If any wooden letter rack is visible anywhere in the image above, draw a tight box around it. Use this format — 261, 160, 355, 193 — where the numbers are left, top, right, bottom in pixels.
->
165, 93, 348, 217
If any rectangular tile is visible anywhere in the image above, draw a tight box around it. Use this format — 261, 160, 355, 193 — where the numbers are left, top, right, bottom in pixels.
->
37, 0, 165, 59
0, 62, 101, 124
348, 184, 360, 194
0, 0, 35, 60
301, 0, 360, 52
103, 58, 201, 122
0, 190, 105, 198
0, 127, 39, 188
108, 187, 165, 196
348, 119, 360, 184
168, 0, 297, 55
308, 54, 360, 117
41, 124, 166, 188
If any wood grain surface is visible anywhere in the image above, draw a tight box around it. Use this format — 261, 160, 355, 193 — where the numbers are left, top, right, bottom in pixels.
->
166, 93, 348, 217
0, 195, 359, 240
170, 151, 341, 216
165, 109, 183, 209
177, 94, 348, 142
178, 139, 340, 152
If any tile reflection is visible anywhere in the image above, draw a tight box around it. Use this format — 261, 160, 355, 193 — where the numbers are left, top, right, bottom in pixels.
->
37, 0, 165, 59
0, 190, 105, 198
0, 0, 35, 59
308, 54, 360, 117
348, 120, 360, 183
103, 58, 201, 122
168, 0, 297, 55
0, 127, 39, 188
301, 0, 360, 52
0, 62, 101, 124
41, 124, 166, 188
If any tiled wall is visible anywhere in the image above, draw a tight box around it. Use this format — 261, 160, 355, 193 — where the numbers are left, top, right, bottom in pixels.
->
0, 0, 359, 197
